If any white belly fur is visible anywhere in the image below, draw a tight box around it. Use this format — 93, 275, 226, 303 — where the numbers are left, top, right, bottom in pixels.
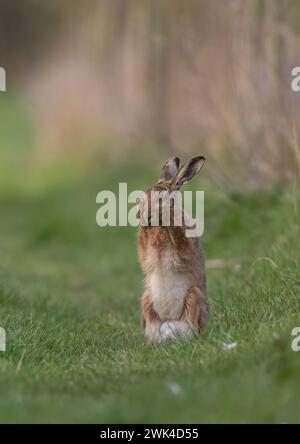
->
149, 267, 189, 320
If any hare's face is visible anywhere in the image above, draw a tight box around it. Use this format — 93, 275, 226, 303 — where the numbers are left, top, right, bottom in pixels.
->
138, 183, 176, 227
137, 156, 206, 228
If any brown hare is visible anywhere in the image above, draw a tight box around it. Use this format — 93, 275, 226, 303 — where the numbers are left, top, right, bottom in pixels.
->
137, 156, 209, 343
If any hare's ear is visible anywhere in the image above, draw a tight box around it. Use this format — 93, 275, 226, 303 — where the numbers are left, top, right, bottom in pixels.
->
160, 157, 180, 181
173, 156, 206, 188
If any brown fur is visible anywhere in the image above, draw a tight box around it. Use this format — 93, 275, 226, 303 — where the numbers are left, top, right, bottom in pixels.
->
180, 287, 209, 329
141, 291, 160, 329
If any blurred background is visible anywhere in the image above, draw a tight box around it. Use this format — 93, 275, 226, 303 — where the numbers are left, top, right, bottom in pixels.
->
1, 0, 300, 190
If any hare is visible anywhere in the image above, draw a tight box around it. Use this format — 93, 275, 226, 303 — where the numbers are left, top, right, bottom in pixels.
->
137, 156, 209, 343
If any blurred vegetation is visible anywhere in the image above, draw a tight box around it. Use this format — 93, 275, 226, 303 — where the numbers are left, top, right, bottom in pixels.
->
0, 0, 300, 189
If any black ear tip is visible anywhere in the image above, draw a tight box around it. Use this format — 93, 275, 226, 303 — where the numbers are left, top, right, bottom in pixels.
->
191, 155, 206, 164
174, 157, 180, 167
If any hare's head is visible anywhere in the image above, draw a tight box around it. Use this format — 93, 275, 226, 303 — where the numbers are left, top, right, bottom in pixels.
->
137, 156, 206, 227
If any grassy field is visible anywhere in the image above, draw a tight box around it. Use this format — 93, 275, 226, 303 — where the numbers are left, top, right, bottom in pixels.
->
1, 98, 300, 423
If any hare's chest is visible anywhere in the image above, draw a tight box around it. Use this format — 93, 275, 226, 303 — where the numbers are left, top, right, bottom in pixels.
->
148, 249, 189, 320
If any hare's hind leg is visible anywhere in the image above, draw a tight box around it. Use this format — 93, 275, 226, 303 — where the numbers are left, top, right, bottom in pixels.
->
141, 291, 162, 343
181, 286, 209, 330
160, 287, 208, 341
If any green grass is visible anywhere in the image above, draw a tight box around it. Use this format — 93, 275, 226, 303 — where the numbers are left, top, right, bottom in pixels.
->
0, 160, 300, 424
0, 94, 300, 423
